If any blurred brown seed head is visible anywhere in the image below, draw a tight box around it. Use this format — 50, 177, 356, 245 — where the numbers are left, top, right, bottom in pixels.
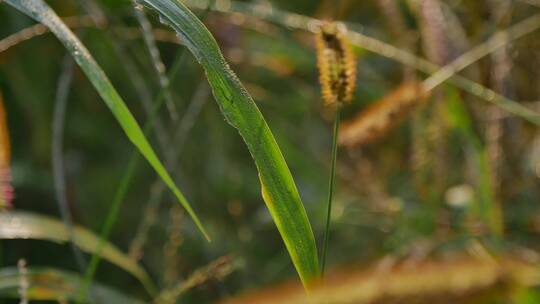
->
0, 95, 9, 168
0, 94, 12, 209
315, 22, 356, 108
339, 82, 430, 147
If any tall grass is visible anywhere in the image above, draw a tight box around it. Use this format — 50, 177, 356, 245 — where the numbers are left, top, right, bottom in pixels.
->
2, 0, 540, 303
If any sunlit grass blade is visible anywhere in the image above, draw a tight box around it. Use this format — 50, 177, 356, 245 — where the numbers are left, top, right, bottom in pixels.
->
4, 0, 210, 241
0, 267, 145, 303
0, 211, 156, 295
138, 0, 319, 288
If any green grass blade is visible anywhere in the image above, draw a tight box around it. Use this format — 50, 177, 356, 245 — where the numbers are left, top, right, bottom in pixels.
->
0, 267, 146, 303
5, 0, 210, 242
445, 87, 503, 236
0, 211, 156, 295
138, 0, 319, 287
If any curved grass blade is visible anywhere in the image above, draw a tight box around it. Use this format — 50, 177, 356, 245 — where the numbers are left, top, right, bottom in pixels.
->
0, 211, 156, 295
4, 0, 210, 242
138, 0, 319, 288
0, 267, 145, 303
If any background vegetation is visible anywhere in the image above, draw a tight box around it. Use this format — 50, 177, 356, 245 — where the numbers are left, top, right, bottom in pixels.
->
1, 0, 540, 303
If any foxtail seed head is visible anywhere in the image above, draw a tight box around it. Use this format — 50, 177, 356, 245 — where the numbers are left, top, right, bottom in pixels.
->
315, 22, 356, 107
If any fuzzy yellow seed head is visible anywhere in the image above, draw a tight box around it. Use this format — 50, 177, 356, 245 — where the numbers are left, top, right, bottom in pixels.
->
315, 22, 356, 107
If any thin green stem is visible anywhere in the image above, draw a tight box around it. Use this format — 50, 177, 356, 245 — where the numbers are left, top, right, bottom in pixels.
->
321, 106, 341, 276
80, 153, 144, 300
78, 98, 166, 302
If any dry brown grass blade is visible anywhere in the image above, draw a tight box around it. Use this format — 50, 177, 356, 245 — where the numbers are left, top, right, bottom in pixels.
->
154, 256, 236, 303
338, 82, 431, 147
0, 16, 180, 54
221, 254, 540, 304
423, 13, 540, 91
518, 0, 540, 8
0, 16, 105, 53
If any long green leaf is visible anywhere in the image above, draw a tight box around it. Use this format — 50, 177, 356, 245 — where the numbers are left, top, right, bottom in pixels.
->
138, 0, 319, 287
0, 211, 155, 295
4, 0, 209, 241
0, 267, 145, 303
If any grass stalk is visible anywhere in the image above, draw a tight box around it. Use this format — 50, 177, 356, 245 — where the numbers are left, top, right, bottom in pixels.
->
321, 107, 341, 276
51, 1, 97, 275
132, 1, 179, 123
52, 56, 88, 274
79, 153, 143, 302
